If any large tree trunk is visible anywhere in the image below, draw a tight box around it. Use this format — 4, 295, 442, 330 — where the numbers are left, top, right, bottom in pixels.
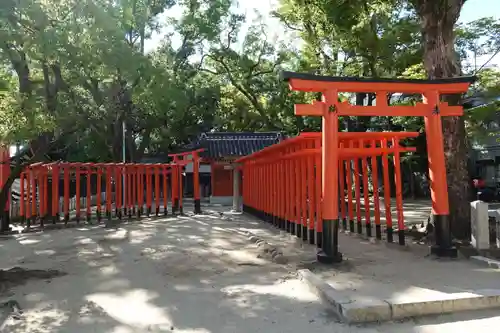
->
414, 0, 470, 240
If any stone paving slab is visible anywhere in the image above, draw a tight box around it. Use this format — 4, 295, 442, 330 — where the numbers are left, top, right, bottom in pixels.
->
299, 268, 500, 323
317, 232, 500, 322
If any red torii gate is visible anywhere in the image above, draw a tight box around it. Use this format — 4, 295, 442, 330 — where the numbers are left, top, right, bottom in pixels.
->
168, 149, 204, 214
282, 71, 475, 263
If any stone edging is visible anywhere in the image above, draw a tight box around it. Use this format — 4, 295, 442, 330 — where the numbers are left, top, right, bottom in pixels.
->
241, 231, 288, 264
298, 268, 500, 324
469, 255, 500, 269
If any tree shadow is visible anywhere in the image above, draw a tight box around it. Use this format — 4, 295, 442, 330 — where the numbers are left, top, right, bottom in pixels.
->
222, 208, 500, 332
0, 207, 345, 333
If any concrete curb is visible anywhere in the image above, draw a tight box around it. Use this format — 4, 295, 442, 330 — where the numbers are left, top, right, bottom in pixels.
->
297, 269, 392, 323
469, 255, 500, 269
297, 268, 500, 324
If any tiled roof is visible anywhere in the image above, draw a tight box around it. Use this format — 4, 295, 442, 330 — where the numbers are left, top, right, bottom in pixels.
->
186, 132, 284, 159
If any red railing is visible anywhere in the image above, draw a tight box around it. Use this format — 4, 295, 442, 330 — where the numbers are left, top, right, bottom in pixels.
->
12, 156, 203, 229
18, 163, 171, 227
236, 132, 417, 249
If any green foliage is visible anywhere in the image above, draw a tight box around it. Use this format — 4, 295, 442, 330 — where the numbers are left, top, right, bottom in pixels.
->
455, 17, 500, 73
0, 0, 498, 167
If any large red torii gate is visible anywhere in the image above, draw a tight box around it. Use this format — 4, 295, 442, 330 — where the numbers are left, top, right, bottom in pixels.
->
282, 71, 475, 263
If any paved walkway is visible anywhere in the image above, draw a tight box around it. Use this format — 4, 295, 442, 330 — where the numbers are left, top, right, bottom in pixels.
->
1, 205, 500, 333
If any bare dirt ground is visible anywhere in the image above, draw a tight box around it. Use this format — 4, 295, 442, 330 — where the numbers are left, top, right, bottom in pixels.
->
0, 208, 344, 333
2, 205, 500, 333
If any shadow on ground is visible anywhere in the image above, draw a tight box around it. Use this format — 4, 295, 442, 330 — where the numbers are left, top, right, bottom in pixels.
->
212, 207, 500, 333
2, 203, 500, 333
0, 207, 341, 333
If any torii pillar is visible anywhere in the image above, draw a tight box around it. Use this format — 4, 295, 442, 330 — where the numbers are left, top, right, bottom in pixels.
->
0, 146, 10, 232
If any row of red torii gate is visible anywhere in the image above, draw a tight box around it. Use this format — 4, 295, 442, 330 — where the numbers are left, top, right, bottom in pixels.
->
0, 71, 475, 263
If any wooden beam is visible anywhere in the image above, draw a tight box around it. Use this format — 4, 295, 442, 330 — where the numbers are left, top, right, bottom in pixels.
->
294, 101, 324, 116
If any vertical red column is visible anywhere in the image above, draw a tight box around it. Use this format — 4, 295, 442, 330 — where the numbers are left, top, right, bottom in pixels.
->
123, 165, 127, 218
262, 160, 266, 220
63, 164, 70, 223
146, 165, 152, 216
275, 155, 280, 227
285, 148, 292, 233
293, 146, 300, 236
262, 160, 267, 220
127, 165, 132, 218
279, 155, 285, 230
360, 140, 371, 238
155, 165, 160, 216
251, 162, 255, 213
424, 91, 455, 257
178, 163, 184, 215
241, 164, 246, 211
86, 165, 92, 222
31, 166, 37, 226
307, 148, 315, 244
20, 171, 25, 223
392, 138, 405, 245
254, 163, 259, 215
249, 163, 253, 213
249, 163, 252, 212
132, 165, 136, 217
96, 167, 102, 223
116, 164, 122, 219
43, 167, 48, 225
345, 141, 354, 233
25, 170, 31, 227
0, 146, 10, 231
315, 146, 322, 248
269, 158, 273, 222
172, 158, 179, 214
271, 158, 275, 224
300, 144, 308, 241
193, 154, 201, 214
39, 167, 46, 227
163, 166, 168, 215
265, 159, 271, 223
272, 156, 277, 226
137, 166, 143, 217
353, 148, 362, 234
37, 167, 43, 225
106, 165, 112, 220
339, 144, 346, 232
75, 165, 81, 223
254, 163, 257, 214
371, 139, 382, 240
260, 161, 264, 217
320, 90, 342, 263
52, 164, 59, 224
381, 139, 393, 243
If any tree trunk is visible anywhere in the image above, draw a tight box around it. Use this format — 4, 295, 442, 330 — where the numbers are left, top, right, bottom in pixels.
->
415, 0, 470, 240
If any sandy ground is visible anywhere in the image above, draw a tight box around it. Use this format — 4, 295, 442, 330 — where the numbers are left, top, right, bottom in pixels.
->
0, 209, 345, 333
2, 206, 500, 333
